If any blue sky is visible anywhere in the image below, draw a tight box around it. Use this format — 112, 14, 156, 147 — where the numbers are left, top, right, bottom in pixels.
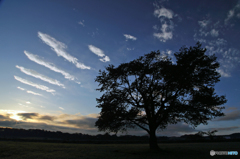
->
0, 0, 240, 136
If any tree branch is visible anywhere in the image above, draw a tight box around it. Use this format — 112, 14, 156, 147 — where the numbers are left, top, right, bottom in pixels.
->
131, 120, 150, 134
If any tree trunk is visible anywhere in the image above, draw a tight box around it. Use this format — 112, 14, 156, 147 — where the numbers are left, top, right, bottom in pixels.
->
149, 130, 159, 150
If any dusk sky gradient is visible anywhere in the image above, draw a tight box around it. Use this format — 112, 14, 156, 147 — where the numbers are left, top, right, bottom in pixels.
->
0, 0, 240, 136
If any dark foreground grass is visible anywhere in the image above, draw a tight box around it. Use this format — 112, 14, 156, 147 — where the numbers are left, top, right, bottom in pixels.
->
0, 141, 239, 159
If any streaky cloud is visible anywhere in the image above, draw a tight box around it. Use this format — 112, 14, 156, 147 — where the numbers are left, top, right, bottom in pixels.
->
26, 91, 43, 96
17, 87, 25, 91
18, 103, 28, 107
17, 113, 39, 120
38, 32, 91, 70
216, 112, 240, 121
16, 65, 65, 88
88, 45, 105, 57
78, 20, 85, 27
24, 51, 81, 84
88, 45, 110, 62
14, 76, 55, 94
39, 115, 56, 121
17, 86, 43, 96
127, 48, 134, 51
123, 34, 137, 41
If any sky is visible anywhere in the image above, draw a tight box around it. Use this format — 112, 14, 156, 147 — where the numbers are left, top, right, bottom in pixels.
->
0, 0, 240, 137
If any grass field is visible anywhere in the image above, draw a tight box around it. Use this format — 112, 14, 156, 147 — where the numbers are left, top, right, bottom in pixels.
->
0, 141, 239, 159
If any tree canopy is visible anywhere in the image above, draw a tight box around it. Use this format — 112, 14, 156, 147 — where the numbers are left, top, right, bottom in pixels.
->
95, 42, 227, 150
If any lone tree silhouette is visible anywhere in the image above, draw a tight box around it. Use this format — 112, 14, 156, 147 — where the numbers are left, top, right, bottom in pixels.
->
95, 42, 227, 150
205, 130, 218, 140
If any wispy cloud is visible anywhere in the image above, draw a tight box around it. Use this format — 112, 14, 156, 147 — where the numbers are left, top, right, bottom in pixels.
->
99, 56, 110, 62
198, 19, 210, 28
88, 45, 105, 57
215, 107, 240, 121
17, 86, 43, 96
78, 20, 85, 27
224, 3, 240, 24
237, 13, 240, 18
59, 107, 64, 110
160, 49, 175, 61
17, 87, 25, 91
153, 7, 173, 19
88, 45, 110, 62
123, 34, 137, 41
210, 29, 219, 37
39, 115, 56, 121
26, 91, 43, 96
127, 48, 134, 51
195, 18, 215, 39
88, 28, 99, 38
24, 51, 80, 84
16, 65, 65, 88
14, 76, 55, 94
226, 10, 235, 22
153, 4, 174, 42
217, 69, 231, 77
194, 17, 240, 78
205, 39, 240, 77
153, 23, 173, 42
63, 117, 97, 129
18, 103, 28, 107
196, 19, 219, 38
17, 113, 39, 120
38, 32, 91, 69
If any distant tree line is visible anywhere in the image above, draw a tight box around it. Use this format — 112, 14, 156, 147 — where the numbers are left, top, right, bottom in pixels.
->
0, 127, 239, 143
0, 127, 149, 141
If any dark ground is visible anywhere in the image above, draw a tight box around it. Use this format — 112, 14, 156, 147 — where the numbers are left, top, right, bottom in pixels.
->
0, 141, 239, 159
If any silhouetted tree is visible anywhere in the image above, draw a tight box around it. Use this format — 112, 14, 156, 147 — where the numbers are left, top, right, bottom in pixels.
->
196, 131, 205, 137
205, 130, 218, 140
95, 42, 227, 150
